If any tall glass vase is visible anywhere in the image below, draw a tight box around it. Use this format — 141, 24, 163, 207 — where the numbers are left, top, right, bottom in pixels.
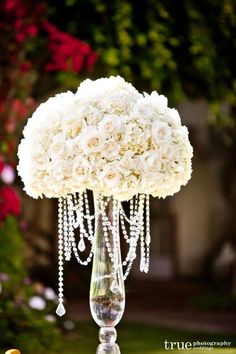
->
90, 196, 125, 354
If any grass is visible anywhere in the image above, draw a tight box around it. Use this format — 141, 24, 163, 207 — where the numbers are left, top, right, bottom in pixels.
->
46, 321, 236, 354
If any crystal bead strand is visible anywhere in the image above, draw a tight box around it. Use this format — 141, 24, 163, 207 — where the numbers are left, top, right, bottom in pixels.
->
139, 194, 146, 272
76, 192, 91, 250
67, 194, 75, 251
100, 197, 115, 265
63, 197, 71, 261
120, 213, 129, 244
110, 198, 121, 293
99, 196, 121, 293
138, 194, 151, 273
84, 190, 94, 241
73, 192, 82, 228
122, 197, 138, 277
112, 198, 119, 275
67, 193, 94, 265
123, 195, 140, 280
144, 194, 151, 273
122, 198, 135, 266
71, 237, 93, 265
56, 197, 66, 317
73, 192, 87, 252
76, 192, 86, 251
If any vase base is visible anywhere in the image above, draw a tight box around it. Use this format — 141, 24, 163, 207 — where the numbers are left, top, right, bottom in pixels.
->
96, 343, 121, 354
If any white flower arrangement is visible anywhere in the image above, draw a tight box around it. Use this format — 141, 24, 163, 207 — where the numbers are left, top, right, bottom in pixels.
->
17, 76, 193, 201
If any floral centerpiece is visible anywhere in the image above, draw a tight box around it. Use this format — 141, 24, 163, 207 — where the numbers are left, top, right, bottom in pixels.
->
18, 76, 193, 353
18, 76, 191, 200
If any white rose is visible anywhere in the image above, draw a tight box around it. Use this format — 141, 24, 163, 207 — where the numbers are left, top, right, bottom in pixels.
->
98, 114, 125, 135
48, 133, 67, 159
72, 157, 91, 181
139, 150, 162, 180
48, 160, 72, 182
166, 108, 181, 128
63, 115, 83, 138
151, 121, 171, 145
76, 76, 141, 115
101, 138, 120, 161
119, 151, 135, 175
132, 91, 168, 122
79, 126, 105, 154
99, 164, 121, 188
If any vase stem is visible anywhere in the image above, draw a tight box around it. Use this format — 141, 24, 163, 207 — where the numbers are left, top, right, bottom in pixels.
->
90, 195, 125, 353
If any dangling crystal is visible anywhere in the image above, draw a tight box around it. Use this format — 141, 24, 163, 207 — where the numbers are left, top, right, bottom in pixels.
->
56, 302, 66, 317
110, 279, 120, 293
78, 238, 86, 252
65, 252, 71, 261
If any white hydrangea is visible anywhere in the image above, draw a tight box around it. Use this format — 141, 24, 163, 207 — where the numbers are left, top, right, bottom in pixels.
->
17, 76, 193, 201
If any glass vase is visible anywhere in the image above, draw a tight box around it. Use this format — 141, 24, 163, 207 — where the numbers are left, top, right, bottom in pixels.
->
90, 196, 125, 354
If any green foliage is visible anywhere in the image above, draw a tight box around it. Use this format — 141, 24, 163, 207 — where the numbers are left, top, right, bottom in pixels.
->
0, 297, 60, 354
0, 216, 61, 353
0, 216, 25, 291
48, 0, 236, 103
208, 101, 236, 145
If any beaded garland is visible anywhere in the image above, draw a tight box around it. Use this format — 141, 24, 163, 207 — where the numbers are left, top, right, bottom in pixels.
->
56, 191, 151, 316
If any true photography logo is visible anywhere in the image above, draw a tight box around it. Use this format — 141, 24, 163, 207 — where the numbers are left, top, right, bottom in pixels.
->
164, 340, 232, 351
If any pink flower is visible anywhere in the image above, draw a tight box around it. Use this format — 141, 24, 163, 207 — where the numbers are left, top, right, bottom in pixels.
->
0, 164, 15, 184
29, 296, 46, 310
0, 159, 4, 173
44, 287, 57, 301
20, 61, 31, 72
0, 186, 21, 222
15, 32, 25, 43
4, 0, 20, 12
23, 277, 31, 285
0, 273, 9, 281
26, 24, 38, 37
43, 21, 98, 73
12, 98, 28, 118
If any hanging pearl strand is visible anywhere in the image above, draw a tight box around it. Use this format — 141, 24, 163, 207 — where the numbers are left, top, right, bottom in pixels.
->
123, 195, 141, 280
99, 196, 121, 293
144, 194, 151, 273
67, 193, 94, 265
56, 197, 66, 316
84, 190, 94, 241
73, 191, 94, 250
76, 192, 87, 252
139, 194, 146, 272
109, 198, 121, 293
63, 197, 71, 261
100, 196, 115, 265
139, 194, 151, 273
130, 195, 142, 267
120, 213, 129, 244
56, 191, 151, 316
111, 198, 119, 275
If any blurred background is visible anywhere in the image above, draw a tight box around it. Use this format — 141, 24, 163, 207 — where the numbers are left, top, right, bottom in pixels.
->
0, 0, 236, 353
